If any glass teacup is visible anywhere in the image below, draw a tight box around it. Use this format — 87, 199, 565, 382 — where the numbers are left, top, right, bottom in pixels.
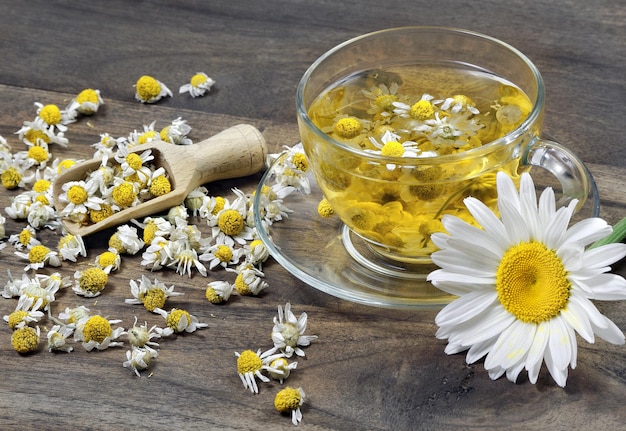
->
296, 26, 598, 266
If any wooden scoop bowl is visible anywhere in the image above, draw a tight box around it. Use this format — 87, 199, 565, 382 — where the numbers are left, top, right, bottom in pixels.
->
52, 123, 267, 237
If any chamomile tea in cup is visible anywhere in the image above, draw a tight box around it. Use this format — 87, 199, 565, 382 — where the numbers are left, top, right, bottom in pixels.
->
296, 26, 598, 265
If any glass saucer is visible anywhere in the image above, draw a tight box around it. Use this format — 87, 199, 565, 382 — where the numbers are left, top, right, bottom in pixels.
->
253, 158, 455, 310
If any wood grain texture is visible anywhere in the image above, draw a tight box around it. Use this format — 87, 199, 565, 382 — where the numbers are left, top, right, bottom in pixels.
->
0, 1, 625, 430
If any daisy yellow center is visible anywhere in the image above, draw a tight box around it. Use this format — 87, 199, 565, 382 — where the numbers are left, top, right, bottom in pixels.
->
58, 234, 75, 249
108, 233, 124, 252
29, 245, 51, 263
11, 327, 39, 353
218, 209, 244, 236
333, 117, 362, 139
166, 309, 191, 332
159, 126, 172, 143
8, 310, 29, 329
97, 251, 117, 268
138, 130, 157, 145
143, 221, 158, 245
211, 196, 226, 215
237, 350, 262, 374
68, 185, 88, 205
90, 203, 113, 223
34, 193, 48, 205
33, 179, 51, 193
19, 228, 33, 246
205, 287, 222, 304
1, 167, 22, 189
214, 245, 233, 263
139, 288, 166, 311
234, 272, 251, 295
381, 141, 404, 157
126, 153, 144, 170
496, 241, 571, 324
191, 73, 207, 86
76, 88, 99, 104
25, 129, 50, 145
149, 175, 171, 196
83, 315, 112, 343
410, 100, 434, 120
112, 182, 137, 207
375, 94, 397, 110
274, 387, 302, 413
79, 267, 108, 293
27, 146, 49, 163
136, 76, 161, 101
39, 104, 62, 125
291, 153, 309, 172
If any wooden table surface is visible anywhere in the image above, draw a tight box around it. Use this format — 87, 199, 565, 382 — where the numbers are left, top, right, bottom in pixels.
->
0, 1, 624, 430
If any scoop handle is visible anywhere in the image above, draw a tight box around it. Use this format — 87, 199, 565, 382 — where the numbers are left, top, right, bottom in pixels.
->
189, 124, 267, 187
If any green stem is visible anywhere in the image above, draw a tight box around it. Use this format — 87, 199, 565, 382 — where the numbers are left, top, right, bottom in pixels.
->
590, 217, 626, 249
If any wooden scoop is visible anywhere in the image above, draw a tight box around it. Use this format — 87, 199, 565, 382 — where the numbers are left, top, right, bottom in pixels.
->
53, 123, 267, 237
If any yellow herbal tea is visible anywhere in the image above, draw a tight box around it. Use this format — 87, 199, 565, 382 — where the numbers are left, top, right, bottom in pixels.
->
301, 65, 533, 262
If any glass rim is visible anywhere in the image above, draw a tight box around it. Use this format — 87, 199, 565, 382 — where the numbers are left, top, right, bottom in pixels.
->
295, 25, 545, 163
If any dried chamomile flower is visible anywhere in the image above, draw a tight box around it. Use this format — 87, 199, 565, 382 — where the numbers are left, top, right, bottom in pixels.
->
5, 273, 60, 310
123, 346, 158, 377
12, 325, 41, 354
73, 267, 110, 298
94, 247, 122, 272
274, 387, 305, 426
160, 117, 192, 145
13, 141, 53, 170
243, 239, 269, 268
3, 295, 45, 329
74, 314, 125, 351
34, 102, 76, 132
205, 280, 234, 304
16, 117, 69, 147
0, 213, 5, 239
114, 146, 154, 178
268, 357, 298, 384
57, 305, 91, 329
268, 143, 311, 194
155, 307, 208, 334
58, 179, 105, 223
15, 244, 62, 271
179, 72, 215, 98
108, 224, 145, 255
58, 232, 87, 262
199, 243, 243, 270
125, 274, 184, 313
170, 244, 207, 277
134, 75, 172, 104
252, 183, 294, 226
67, 88, 104, 115
127, 316, 173, 349
1, 162, 34, 190
271, 303, 318, 358
230, 263, 268, 296
47, 324, 74, 352
317, 197, 334, 218
209, 188, 256, 247
8, 225, 41, 250
184, 186, 208, 216
235, 348, 285, 394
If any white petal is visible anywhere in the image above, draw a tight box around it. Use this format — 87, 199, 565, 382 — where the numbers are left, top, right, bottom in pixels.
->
580, 273, 626, 301
525, 321, 550, 377
591, 315, 625, 345
562, 218, 612, 248
498, 198, 530, 244
560, 299, 594, 343
464, 198, 510, 248
431, 249, 497, 278
583, 243, 626, 269
484, 320, 534, 370
435, 290, 497, 327
542, 205, 572, 249
546, 318, 573, 371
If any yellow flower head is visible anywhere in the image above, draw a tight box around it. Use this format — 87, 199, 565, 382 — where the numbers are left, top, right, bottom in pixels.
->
11, 326, 40, 354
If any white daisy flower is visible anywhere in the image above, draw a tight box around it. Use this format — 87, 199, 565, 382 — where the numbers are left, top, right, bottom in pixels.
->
235, 348, 285, 394
109, 224, 145, 255
271, 303, 318, 357
8, 225, 40, 250
27, 200, 58, 230
58, 179, 104, 221
34, 102, 76, 132
127, 316, 173, 349
428, 172, 626, 387
229, 263, 268, 296
94, 247, 122, 272
66, 88, 104, 115
179, 72, 215, 98
3, 295, 45, 329
15, 117, 68, 147
209, 188, 256, 246
268, 357, 298, 384
72, 267, 110, 298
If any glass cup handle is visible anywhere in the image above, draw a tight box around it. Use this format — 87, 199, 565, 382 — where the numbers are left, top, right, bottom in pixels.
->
522, 138, 600, 217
